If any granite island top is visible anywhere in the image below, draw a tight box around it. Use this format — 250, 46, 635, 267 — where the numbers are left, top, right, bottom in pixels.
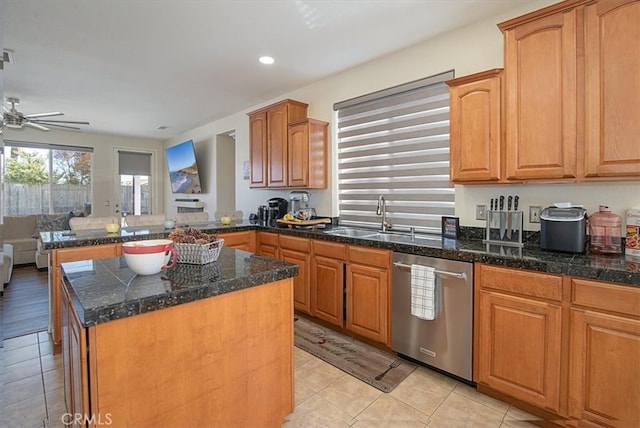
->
45, 220, 640, 287
62, 246, 298, 327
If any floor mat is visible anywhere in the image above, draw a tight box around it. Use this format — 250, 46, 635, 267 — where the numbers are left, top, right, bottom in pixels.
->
294, 316, 416, 392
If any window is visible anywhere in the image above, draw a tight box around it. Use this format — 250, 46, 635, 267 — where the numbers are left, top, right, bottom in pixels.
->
3, 141, 92, 216
118, 150, 152, 216
334, 71, 455, 234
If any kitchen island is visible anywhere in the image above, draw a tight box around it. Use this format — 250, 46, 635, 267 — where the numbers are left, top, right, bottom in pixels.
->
60, 246, 298, 427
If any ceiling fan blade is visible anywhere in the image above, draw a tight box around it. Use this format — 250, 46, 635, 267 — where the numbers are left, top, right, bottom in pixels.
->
34, 119, 90, 125
40, 122, 83, 131
25, 112, 63, 118
24, 122, 50, 131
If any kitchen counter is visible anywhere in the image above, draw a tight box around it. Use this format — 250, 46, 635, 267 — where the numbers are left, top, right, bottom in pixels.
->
62, 246, 298, 326
41, 220, 640, 287
59, 245, 297, 426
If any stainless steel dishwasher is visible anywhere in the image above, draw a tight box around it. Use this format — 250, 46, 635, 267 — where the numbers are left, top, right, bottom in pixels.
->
392, 252, 474, 382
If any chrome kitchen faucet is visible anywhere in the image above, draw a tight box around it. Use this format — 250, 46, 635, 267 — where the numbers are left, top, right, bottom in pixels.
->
377, 195, 392, 232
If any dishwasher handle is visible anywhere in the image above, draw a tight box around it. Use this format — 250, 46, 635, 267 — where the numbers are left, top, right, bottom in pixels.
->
393, 262, 466, 280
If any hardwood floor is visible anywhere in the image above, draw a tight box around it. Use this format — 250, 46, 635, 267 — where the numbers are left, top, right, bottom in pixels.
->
1, 265, 49, 342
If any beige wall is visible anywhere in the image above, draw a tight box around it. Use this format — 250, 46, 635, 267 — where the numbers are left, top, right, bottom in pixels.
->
170, 0, 640, 226
3, 127, 165, 218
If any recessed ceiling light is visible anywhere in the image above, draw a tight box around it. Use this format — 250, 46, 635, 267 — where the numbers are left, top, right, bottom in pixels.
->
259, 56, 275, 65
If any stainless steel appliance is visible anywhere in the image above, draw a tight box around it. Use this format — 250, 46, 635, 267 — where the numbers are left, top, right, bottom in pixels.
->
392, 252, 474, 382
540, 207, 587, 253
289, 191, 310, 215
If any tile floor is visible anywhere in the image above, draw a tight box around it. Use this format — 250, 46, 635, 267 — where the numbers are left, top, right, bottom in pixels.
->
1, 331, 542, 427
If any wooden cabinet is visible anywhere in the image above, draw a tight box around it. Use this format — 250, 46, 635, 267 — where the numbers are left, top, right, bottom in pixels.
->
446, 69, 503, 183
52, 244, 121, 350
346, 245, 391, 345
61, 279, 89, 426
568, 278, 640, 427
280, 235, 312, 314
248, 112, 268, 187
499, 2, 579, 181
247, 99, 308, 189
60, 275, 295, 426
476, 264, 564, 413
219, 230, 256, 253
583, 0, 640, 178
311, 240, 346, 327
256, 231, 279, 259
288, 119, 329, 188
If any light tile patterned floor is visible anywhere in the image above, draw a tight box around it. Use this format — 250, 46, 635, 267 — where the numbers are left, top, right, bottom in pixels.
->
1, 332, 542, 427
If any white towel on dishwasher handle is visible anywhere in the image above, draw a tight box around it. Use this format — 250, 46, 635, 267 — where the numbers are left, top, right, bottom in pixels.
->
411, 264, 436, 320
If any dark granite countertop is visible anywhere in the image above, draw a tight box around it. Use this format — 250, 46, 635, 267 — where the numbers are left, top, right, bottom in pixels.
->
46, 220, 640, 287
62, 246, 298, 327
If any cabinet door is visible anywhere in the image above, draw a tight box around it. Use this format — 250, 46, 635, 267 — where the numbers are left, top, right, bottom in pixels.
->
447, 69, 503, 183
501, 8, 578, 180
219, 231, 255, 253
346, 263, 389, 345
288, 121, 310, 188
257, 232, 279, 259
311, 255, 344, 327
584, 0, 640, 178
282, 248, 311, 314
477, 290, 562, 413
61, 281, 89, 426
267, 103, 288, 187
569, 309, 640, 427
249, 112, 268, 188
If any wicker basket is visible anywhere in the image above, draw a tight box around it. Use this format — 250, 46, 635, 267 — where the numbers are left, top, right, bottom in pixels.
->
173, 239, 224, 265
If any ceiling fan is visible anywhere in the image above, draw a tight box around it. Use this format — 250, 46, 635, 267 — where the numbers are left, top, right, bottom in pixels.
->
2, 97, 90, 131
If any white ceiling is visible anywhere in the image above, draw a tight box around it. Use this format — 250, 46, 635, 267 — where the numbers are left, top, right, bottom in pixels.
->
3, 0, 528, 140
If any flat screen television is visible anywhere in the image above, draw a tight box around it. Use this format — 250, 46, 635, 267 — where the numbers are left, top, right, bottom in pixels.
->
165, 139, 202, 194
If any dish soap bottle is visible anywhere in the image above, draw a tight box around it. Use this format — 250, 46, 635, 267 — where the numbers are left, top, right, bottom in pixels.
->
589, 205, 622, 254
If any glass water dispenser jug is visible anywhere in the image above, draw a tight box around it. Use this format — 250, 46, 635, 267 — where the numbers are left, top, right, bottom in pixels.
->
589, 205, 623, 255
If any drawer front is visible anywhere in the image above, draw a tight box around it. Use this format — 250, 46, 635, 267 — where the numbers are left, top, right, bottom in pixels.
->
477, 264, 562, 302
219, 231, 253, 247
571, 278, 640, 317
279, 235, 311, 252
257, 232, 279, 247
312, 240, 346, 260
56, 243, 121, 263
347, 245, 390, 268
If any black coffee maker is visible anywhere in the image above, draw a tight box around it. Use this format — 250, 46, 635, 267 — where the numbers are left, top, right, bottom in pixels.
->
267, 197, 288, 226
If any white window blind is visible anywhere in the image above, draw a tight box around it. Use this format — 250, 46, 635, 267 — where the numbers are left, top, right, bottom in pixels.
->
334, 71, 455, 234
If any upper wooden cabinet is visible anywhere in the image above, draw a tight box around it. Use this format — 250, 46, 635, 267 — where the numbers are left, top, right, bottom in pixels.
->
449, 0, 639, 184
248, 99, 329, 189
248, 99, 308, 188
583, 0, 640, 178
499, 1, 580, 181
446, 69, 503, 183
288, 119, 329, 188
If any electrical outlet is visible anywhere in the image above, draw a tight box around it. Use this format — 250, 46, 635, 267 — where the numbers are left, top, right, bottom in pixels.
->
529, 206, 542, 223
476, 204, 488, 221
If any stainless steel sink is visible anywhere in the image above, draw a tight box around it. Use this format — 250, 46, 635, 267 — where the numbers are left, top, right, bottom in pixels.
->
364, 232, 442, 244
324, 227, 379, 237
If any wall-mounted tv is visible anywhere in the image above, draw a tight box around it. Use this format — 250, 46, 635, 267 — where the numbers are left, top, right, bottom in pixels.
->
165, 139, 202, 194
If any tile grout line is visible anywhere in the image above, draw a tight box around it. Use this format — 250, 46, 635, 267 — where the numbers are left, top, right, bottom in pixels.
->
38, 337, 51, 425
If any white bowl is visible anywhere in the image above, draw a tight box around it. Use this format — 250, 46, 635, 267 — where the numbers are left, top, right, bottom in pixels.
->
122, 239, 177, 275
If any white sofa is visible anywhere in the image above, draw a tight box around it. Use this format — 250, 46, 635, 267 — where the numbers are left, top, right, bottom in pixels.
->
4, 213, 76, 269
